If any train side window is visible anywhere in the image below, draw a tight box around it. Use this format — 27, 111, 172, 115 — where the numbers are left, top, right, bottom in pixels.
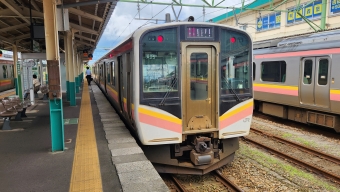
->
261, 61, 286, 83
318, 59, 328, 85
303, 60, 313, 84
253, 62, 256, 80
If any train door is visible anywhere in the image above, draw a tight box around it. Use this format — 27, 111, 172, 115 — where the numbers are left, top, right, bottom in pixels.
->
126, 53, 133, 121
118, 56, 124, 112
183, 45, 217, 131
300, 57, 331, 108
104, 62, 107, 93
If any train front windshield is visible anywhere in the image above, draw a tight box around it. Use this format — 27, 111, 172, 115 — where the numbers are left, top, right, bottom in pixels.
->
140, 28, 179, 99
220, 29, 251, 95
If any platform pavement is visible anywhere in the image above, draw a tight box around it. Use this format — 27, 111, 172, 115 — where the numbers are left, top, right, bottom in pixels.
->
91, 85, 169, 192
0, 84, 170, 192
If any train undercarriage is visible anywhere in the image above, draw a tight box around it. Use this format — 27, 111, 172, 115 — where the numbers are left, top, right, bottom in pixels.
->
142, 137, 239, 175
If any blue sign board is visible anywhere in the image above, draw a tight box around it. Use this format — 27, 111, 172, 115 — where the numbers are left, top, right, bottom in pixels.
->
257, 12, 281, 32
286, 0, 322, 24
262, 16, 268, 30
331, 0, 340, 14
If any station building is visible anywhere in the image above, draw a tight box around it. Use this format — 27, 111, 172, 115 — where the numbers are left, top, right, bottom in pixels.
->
212, 0, 340, 41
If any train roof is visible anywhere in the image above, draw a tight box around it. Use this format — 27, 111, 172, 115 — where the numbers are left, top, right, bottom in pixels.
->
253, 28, 340, 55
254, 28, 340, 50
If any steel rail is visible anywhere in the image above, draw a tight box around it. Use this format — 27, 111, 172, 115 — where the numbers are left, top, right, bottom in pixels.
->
213, 170, 244, 192
250, 128, 340, 166
170, 175, 187, 192
242, 136, 340, 183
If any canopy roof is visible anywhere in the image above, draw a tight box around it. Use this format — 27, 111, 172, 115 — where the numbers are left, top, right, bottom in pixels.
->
0, 0, 116, 53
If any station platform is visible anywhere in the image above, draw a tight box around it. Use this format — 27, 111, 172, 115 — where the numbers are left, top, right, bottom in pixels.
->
0, 83, 169, 192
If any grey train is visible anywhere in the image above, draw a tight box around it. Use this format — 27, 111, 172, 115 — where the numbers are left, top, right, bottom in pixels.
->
253, 29, 340, 132
93, 22, 253, 174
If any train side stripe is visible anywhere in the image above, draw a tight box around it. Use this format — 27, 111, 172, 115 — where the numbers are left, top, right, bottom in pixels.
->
0, 79, 12, 86
139, 113, 182, 133
254, 86, 298, 96
219, 100, 253, 122
139, 107, 182, 125
330, 90, 340, 101
253, 83, 298, 90
219, 107, 253, 129
254, 84, 298, 96
255, 48, 340, 59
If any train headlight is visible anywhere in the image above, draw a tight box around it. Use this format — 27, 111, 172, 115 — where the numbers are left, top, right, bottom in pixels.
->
157, 35, 164, 42
230, 37, 236, 43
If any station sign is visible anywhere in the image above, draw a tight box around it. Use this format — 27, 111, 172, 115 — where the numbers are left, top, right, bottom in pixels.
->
287, 0, 322, 24
0, 49, 13, 61
331, 0, 340, 14
257, 12, 281, 31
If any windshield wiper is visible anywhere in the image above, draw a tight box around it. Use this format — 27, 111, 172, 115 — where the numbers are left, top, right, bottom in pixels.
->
224, 78, 241, 102
159, 77, 177, 106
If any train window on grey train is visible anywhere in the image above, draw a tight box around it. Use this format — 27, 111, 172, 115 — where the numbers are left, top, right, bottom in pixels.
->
261, 61, 286, 83
140, 28, 178, 99
190, 53, 208, 100
303, 60, 313, 84
220, 29, 251, 95
318, 59, 329, 85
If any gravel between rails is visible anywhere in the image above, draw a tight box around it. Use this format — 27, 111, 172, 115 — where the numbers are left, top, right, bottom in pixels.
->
162, 115, 340, 191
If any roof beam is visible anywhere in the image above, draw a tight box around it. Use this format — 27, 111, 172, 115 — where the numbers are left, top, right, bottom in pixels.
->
57, 0, 116, 8
0, 35, 14, 44
70, 23, 99, 35
0, 0, 30, 24
31, 0, 41, 12
69, 8, 103, 23
75, 40, 94, 47
9, 33, 30, 41
74, 34, 96, 43
0, 23, 29, 32
0, 7, 44, 19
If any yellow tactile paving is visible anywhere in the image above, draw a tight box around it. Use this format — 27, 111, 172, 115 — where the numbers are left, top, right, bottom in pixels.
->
0, 91, 15, 99
69, 83, 103, 192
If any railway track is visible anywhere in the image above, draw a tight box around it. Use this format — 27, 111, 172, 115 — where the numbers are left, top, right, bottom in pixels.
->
243, 127, 340, 183
164, 170, 243, 192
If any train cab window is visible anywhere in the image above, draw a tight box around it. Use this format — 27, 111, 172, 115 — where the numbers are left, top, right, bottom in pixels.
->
318, 59, 329, 85
303, 60, 313, 84
261, 61, 286, 83
140, 28, 179, 99
220, 29, 251, 95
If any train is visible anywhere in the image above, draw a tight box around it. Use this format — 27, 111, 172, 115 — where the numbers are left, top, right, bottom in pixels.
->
93, 21, 254, 174
0, 50, 15, 92
253, 29, 340, 133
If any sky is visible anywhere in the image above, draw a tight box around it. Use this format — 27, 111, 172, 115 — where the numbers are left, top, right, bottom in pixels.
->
89, 0, 255, 65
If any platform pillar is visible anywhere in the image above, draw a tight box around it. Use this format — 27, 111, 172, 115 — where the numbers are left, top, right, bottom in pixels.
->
75, 53, 80, 93
43, 0, 64, 152
64, 33, 70, 102
66, 31, 76, 106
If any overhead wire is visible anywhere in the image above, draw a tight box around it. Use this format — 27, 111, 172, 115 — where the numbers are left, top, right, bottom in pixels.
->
113, 2, 152, 44
195, 0, 255, 21
140, 4, 171, 27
